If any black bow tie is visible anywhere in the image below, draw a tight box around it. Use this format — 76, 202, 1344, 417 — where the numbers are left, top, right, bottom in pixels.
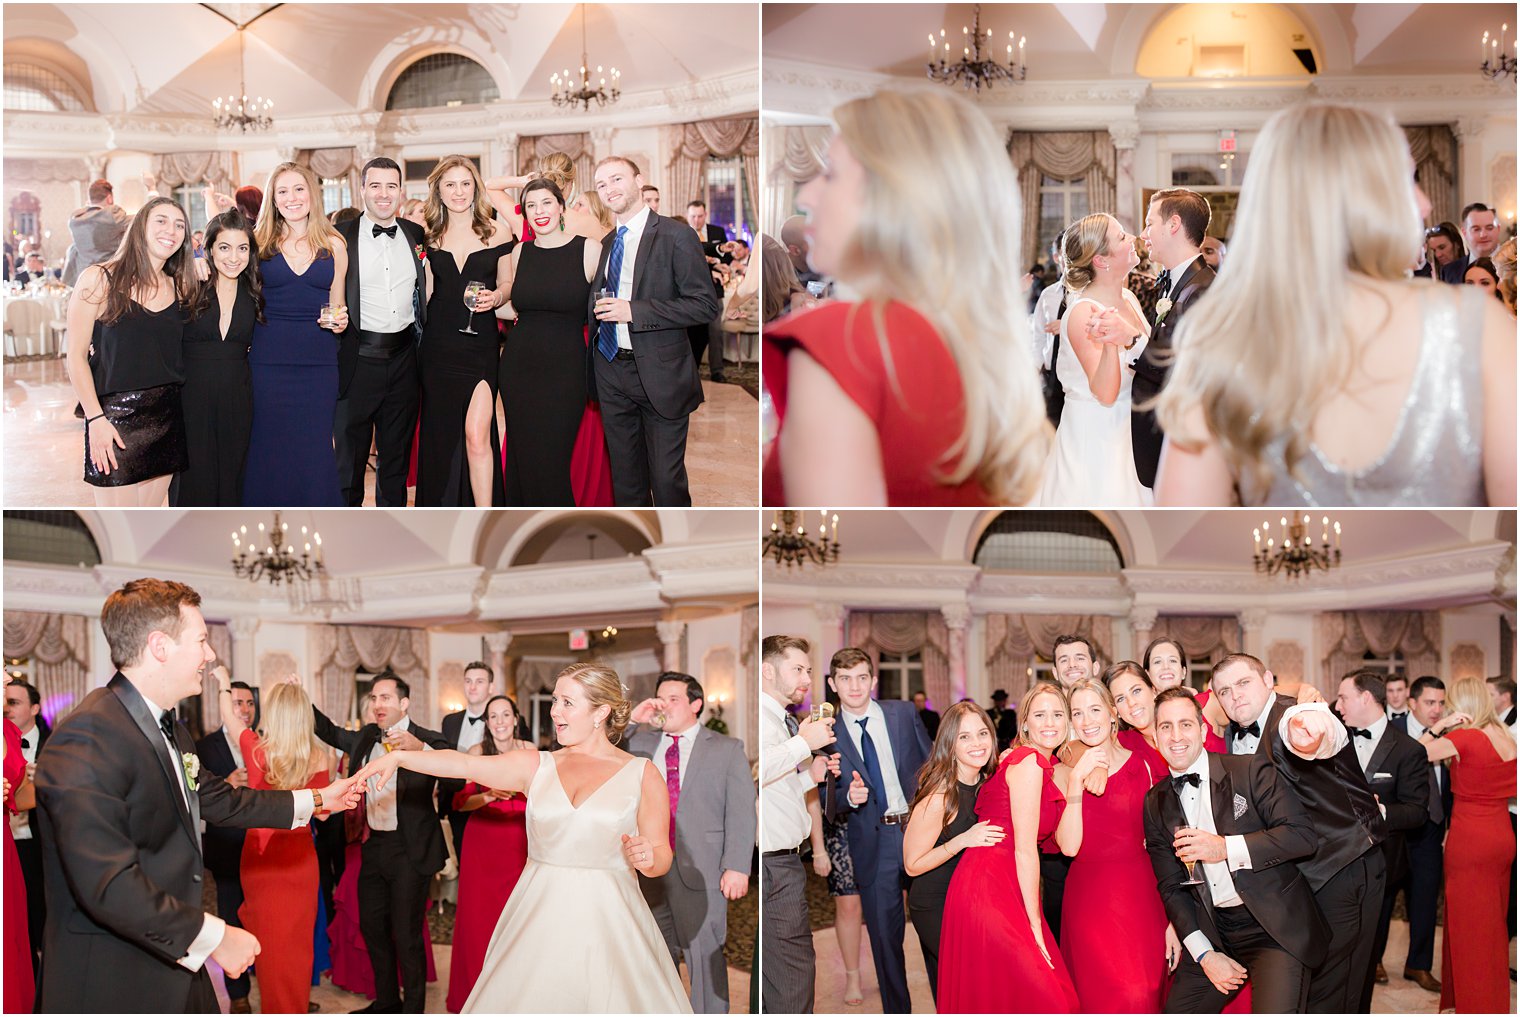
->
1157, 271, 1173, 299
466, 714, 483, 725
1390, 711, 1407, 719
1348, 726, 1373, 740
1230, 720, 1261, 741
1172, 772, 1201, 790
19, 738, 28, 749
372, 223, 398, 239
159, 710, 177, 742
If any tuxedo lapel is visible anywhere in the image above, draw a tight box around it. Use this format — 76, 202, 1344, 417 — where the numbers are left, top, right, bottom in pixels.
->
1171, 256, 1204, 297
108, 675, 198, 849
171, 724, 204, 850
1364, 734, 1395, 780
1209, 753, 1235, 833
339, 218, 361, 312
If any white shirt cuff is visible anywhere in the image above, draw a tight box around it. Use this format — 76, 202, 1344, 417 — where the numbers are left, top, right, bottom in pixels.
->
179, 912, 226, 971
1183, 929, 1215, 962
1225, 834, 1252, 871
1277, 702, 1347, 759
291, 789, 316, 827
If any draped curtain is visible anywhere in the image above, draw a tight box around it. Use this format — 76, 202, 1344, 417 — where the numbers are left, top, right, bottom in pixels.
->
1150, 616, 1241, 666
152, 151, 237, 195
516, 134, 595, 203
1317, 611, 1441, 693
197, 622, 233, 735
2, 611, 91, 725
663, 117, 760, 226
844, 611, 951, 711
1007, 131, 1118, 272
296, 148, 360, 208
763, 124, 831, 237
1404, 125, 1457, 229
983, 614, 1115, 701
309, 625, 430, 726
2, 158, 93, 185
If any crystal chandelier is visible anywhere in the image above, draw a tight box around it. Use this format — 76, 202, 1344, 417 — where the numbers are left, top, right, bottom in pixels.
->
763, 510, 841, 569
230, 512, 359, 614
211, 26, 273, 132
927, 4, 1026, 93
1253, 515, 1341, 579
551, 4, 621, 111
1480, 23, 1516, 83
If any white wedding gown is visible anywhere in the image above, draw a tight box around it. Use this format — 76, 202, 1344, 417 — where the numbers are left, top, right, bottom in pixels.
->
1035, 289, 1155, 506
463, 751, 693, 1014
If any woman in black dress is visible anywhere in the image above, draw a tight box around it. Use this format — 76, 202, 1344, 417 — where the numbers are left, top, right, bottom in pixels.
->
415, 155, 513, 507
170, 211, 260, 506
902, 701, 1003, 1003
498, 178, 603, 505
64, 196, 196, 506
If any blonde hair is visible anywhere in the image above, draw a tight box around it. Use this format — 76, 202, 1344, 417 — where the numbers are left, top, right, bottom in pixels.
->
1445, 676, 1501, 732
1061, 213, 1118, 293
538, 152, 576, 196
558, 662, 632, 743
1067, 678, 1118, 734
424, 155, 496, 247
1013, 681, 1069, 748
579, 189, 613, 232
1155, 102, 1427, 491
830, 85, 1050, 504
1493, 238, 1517, 315
254, 682, 322, 791
255, 162, 342, 261
400, 198, 426, 221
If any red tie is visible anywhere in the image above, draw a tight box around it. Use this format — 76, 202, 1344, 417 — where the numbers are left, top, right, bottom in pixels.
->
665, 734, 682, 847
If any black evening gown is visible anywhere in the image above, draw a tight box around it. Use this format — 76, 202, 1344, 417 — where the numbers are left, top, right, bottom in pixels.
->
908, 779, 981, 1003
499, 236, 590, 506
170, 282, 255, 506
415, 241, 513, 506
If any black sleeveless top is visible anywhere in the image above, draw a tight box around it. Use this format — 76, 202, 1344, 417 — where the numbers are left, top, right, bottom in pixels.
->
909, 779, 983, 902
183, 280, 256, 359
90, 287, 185, 395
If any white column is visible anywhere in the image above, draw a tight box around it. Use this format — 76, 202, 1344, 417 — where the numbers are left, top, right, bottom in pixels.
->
941, 604, 971, 704
590, 126, 616, 162
1130, 606, 1158, 661
1452, 117, 1486, 214
494, 131, 521, 175
1110, 123, 1141, 230
485, 631, 513, 697
1239, 608, 1268, 660
814, 602, 846, 664
656, 620, 685, 673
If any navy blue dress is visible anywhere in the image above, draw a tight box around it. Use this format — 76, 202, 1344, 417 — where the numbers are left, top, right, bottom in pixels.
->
242, 253, 343, 506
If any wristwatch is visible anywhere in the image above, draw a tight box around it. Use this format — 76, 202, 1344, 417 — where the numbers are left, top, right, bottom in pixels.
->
311, 789, 324, 811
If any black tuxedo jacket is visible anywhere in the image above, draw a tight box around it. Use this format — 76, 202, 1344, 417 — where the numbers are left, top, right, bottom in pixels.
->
1237, 694, 1386, 891
312, 707, 450, 876
587, 210, 721, 419
34, 674, 295, 1013
194, 726, 248, 878
1132, 255, 1215, 486
1144, 751, 1329, 968
19, 723, 48, 839
1387, 712, 1455, 824
1440, 253, 1471, 285
823, 699, 933, 887
334, 215, 428, 396
1359, 724, 1430, 884
437, 708, 475, 825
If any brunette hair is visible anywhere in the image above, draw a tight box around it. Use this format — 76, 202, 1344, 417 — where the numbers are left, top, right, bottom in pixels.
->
1013, 681, 1069, 748
1148, 188, 1212, 247
87, 179, 113, 203
234, 185, 263, 223
188, 211, 265, 325
101, 578, 202, 669
520, 177, 568, 226
762, 635, 811, 671
828, 647, 873, 677
424, 155, 497, 246
478, 694, 527, 751
908, 701, 997, 831
761, 233, 805, 323
1343, 669, 1387, 708
1142, 637, 1186, 673
1153, 685, 1204, 722
94, 197, 198, 325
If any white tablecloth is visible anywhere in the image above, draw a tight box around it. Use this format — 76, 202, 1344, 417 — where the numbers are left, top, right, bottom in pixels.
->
3, 289, 70, 356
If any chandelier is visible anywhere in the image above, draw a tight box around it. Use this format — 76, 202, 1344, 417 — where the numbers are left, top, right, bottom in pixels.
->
1253, 515, 1341, 579
211, 25, 273, 132
927, 4, 1026, 93
551, 4, 621, 111
1480, 23, 1516, 83
231, 512, 360, 614
763, 510, 841, 569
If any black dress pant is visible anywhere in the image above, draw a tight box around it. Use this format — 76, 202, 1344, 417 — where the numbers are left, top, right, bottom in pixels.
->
312, 813, 345, 920
208, 859, 250, 1000
1039, 850, 1072, 940
1164, 904, 1312, 1014
14, 835, 45, 974
335, 346, 419, 507
1309, 849, 1385, 1014
593, 350, 692, 506
359, 830, 432, 1012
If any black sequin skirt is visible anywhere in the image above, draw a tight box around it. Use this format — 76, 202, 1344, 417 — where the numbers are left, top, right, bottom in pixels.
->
84, 383, 189, 487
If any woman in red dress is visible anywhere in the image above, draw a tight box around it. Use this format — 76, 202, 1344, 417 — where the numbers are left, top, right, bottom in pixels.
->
938, 683, 1079, 1013
219, 672, 331, 1014
1420, 677, 1517, 1013
3, 719, 34, 1015
1054, 678, 1174, 1012
762, 85, 1050, 507
446, 695, 531, 1013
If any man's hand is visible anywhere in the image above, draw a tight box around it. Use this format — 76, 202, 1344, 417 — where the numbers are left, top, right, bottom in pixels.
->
630, 698, 662, 725
809, 752, 840, 783
211, 924, 261, 978
797, 715, 835, 751
1200, 951, 1247, 995
225, 768, 248, 790
593, 296, 632, 323
719, 869, 749, 900
385, 728, 424, 753
314, 773, 365, 814
24, 761, 36, 783
846, 770, 869, 807
1173, 826, 1227, 864
1285, 712, 1327, 757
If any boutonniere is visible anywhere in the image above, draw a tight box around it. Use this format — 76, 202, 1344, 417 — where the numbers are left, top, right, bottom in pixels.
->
414, 244, 426, 262
181, 752, 200, 792
1154, 297, 1174, 323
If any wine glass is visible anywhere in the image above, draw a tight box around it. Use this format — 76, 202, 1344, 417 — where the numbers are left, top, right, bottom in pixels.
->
1174, 823, 1205, 885
460, 281, 485, 335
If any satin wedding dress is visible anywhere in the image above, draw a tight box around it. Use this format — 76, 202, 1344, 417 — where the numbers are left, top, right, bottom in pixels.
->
463, 751, 693, 1014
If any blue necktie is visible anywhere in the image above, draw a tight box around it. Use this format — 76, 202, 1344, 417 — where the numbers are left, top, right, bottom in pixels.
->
857, 717, 887, 805
596, 226, 628, 362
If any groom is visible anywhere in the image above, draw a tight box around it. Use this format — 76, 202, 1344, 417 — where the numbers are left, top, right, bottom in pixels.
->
33, 578, 364, 1013
1134, 187, 1215, 489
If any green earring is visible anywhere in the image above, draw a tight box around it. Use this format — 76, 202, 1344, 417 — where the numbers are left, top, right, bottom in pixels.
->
559, 213, 566, 232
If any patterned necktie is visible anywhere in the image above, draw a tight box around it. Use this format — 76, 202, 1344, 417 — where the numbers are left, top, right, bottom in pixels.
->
857, 717, 887, 803
665, 734, 682, 846
596, 225, 629, 362
784, 712, 799, 737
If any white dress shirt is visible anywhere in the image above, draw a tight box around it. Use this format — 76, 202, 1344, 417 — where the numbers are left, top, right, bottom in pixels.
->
1162, 251, 1202, 285
357, 213, 417, 333
1030, 281, 1065, 368
759, 693, 813, 852
1405, 714, 1446, 796
1353, 714, 1391, 817
839, 700, 909, 815
454, 710, 487, 754
657, 720, 700, 788
365, 713, 424, 832
1228, 700, 1347, 759
9, 725, 37, 840
1170, 752, 1253, 962
609, 205, 651, 350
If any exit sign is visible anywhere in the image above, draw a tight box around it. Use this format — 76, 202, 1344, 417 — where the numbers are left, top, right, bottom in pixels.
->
1219, 130, 1237, 153
569, 628, 589, 650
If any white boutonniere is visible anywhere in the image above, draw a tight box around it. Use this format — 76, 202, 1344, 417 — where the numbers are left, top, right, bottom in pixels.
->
181, 752, 200, 792
1154, 297, 1174, 324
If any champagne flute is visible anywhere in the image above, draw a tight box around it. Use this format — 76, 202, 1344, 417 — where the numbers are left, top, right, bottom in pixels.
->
1174, 824, 1205, 885
460, 281, 485, 335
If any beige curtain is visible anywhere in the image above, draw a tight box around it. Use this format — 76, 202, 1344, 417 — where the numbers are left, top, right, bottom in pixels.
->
1150, 616, 1241, 667
844, 611, 951, 710
516, 134, 595, 203
1007, 131, 1118, 271
764, 124, 831, 236
3, 611, 91, 723
1404, 125, 1458, 229
983, 614, 1116, 701
309, 625, 431, 726
2, 158, 93, 185
1318, 611, 1441, 692
152, 151, 237, 195
296, 147, 361, 207
664, 116, 760, 225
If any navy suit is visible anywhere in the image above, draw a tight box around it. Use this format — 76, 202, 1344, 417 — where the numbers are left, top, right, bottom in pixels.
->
1386, 712, 1450, 972
825, 699, 932, 1013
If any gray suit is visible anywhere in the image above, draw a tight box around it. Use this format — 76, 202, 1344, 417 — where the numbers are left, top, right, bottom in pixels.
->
63, 204, 129, 285
627, 722, 756, 1013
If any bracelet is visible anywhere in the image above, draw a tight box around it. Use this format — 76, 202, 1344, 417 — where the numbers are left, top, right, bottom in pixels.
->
86, 413, 105, 425
218, 688, 231, 696
310, 789, 323, 811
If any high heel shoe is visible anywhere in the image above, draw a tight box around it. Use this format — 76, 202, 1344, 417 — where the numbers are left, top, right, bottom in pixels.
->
843, 968, 863, 1007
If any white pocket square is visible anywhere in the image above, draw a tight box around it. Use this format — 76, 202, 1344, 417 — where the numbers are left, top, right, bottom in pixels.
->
1372, 772, 1393, 780
1232, 793, 1248, 819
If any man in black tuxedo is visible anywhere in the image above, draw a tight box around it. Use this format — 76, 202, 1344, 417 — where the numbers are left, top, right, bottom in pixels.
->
334, 157, 430, 507
32, 579, 363, 1013
438, 660, 494, 857
1386, 675, 1450, 993
685, 199, 730, 377
1134, 188, 1215, 489
193, 677, 259, 1012
313, 672, 450, 1013
986, 689, 1017, 750
823, 648, 932, 1014
910, 691, 940, 739
5, 678, 48, 975
1489, 676, 1517, 726
1144, 688, 1328, 1013
1333, 670, 1430, 1000
1383, 673, 1411, 724
589, 157, 721, 506
1212, 653, 1387, 1013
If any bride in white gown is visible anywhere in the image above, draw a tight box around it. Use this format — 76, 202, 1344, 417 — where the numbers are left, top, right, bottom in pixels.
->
356, 663, 693, 1014
1035, 212, 1155, 506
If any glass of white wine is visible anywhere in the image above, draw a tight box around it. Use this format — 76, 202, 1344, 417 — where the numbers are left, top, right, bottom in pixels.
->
460, 281, 485, 335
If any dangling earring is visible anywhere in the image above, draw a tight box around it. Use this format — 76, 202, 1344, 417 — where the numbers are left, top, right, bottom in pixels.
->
559, 213, 566, 232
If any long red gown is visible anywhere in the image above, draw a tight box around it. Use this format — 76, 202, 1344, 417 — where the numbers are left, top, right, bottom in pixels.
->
445, 783, 529, 1013
238, 730, 324, 1014
1061, 746, 1169, 1013
1438, 727, 1517, 1014
3, 719, 34, 1015
938, 747, 1080, 1013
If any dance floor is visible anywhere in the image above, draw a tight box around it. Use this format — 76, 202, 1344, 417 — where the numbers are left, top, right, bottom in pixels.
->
2, 358, 758, 507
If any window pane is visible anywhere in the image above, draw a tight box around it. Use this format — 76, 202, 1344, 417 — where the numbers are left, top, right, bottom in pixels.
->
386, 53, 500, 111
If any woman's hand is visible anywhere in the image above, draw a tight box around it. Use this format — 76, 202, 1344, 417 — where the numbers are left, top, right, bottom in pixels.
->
320, 305, 349, 332
812, 849, 832, 878
88, 415, 126, 474
1165, 923, 1182, 972
353, 751, 403, 791
211, 664, 231, 694
1435, 712, 1473, 736
471, 287, 500, 312
621, 832, 656, 873
1029, 914, 1054, 968
951, 820, 1006, 851
1070, 746, 1108, 785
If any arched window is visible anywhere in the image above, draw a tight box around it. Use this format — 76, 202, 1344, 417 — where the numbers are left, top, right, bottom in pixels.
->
3, 63, 86, 112
385, 53, 499, 111
972, 511, 1123, 572
3, 511, 102, 567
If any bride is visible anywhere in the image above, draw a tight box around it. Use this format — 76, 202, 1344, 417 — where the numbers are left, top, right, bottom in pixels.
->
1035, 212, 1154, 506
355, 663, 692, 1014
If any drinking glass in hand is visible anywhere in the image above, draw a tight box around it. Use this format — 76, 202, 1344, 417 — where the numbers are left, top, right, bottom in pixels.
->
1175, 824, 1205, 885
319, 303, 337, 328
461, 281, 485, 335
595, 287, 616, 319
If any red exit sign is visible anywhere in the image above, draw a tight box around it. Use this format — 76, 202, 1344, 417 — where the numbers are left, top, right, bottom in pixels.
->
1219, 130, 1237, 153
